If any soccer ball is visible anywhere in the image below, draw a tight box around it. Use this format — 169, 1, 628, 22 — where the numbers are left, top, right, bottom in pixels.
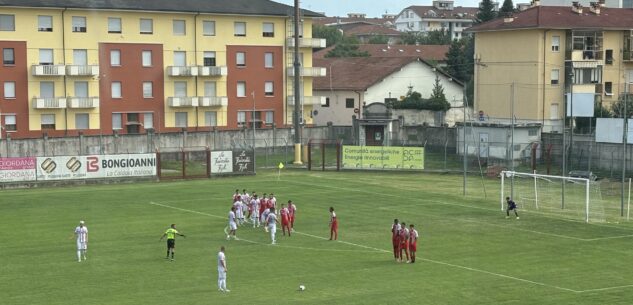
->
299, 285, 305, 291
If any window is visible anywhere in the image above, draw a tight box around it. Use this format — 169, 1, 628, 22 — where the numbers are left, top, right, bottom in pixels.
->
73, 49, 87, 65
236, 52, 245, 67
262, 22, 274, 37
323, 97, 330, 107
127, 113, 139, 124
144, 113, 154, 129
72, 16, 86, 32
174, 82, 187, 97
605, 81, 613, 95
41, 114, 55, 130
264, 52, 273, 68
110, 50, 121, 66
38, 15, 53, 32
528, 128, 538, 136
140, 18, 153, 34
203, 21, 215, 36
173, 20, 186, 35
234, 22, 246, 36
40, 82, 54, 98
4, 81, 15, 98
265, 111, 273, 125
551, 36, 560, 52
143, 82, 153, 98
142, 50, 152, 67
112, 113, 122, 129
3, 48, 14, 65
606, 49, 614, 64
108, 17, 122, 33
203, 51, 216, 66
0, 14, 15, 31
39, 49, 53, 65
205, 111, 217, 127
345, 98, 355, 108
74, 81, 88, 97
4, 115, 16, 131
175, 112, 188, 127
551, 69, 559, 85
173, 51, 186, 66
236, 81, 246, 97
111, 82, 122, 98
75, 113, 89, 129
237, 111, 246, 125
204, 81, 216, 96
264, 81, 274, 96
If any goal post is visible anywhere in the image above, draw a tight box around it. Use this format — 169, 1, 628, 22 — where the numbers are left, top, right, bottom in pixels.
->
500, 171, 590, 223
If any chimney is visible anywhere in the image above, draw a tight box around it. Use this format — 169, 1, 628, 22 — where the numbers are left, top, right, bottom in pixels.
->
503, 12, 515, 23
589, 2, 601, 14
572, 2, 583, 14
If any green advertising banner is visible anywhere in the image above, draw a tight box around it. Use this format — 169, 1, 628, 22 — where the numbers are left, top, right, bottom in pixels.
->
342, 146, 424, 170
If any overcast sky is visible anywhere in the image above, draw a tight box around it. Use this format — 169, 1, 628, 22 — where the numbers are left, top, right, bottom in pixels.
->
274, 0, 481, 18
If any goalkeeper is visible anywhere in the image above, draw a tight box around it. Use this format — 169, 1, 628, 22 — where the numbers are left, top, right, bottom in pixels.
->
506, 197, 519, 219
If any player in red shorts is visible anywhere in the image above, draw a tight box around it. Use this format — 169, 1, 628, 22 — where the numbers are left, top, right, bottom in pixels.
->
409, 224, 419, 263
280, 203, 291, 236
287, 200, 296, 232
399, 222, 410, 263
329, 207, 338, 240
259, 194, 268, 224
391, 219, 401, 262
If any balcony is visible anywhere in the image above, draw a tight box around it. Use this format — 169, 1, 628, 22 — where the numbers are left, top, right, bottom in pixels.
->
198, 96, 228, 107
66, 65, 99, 76
167, 97, 198, 107
570, 50, 602, 62
198, 66, 227, 76
287, 95, 327, 106
167, 66, 198, 77
286, 37, 327, 48
32, 97, 67, 109
67, 97, 99, 108
32, 65, 65, 76
287, 67, 327, 77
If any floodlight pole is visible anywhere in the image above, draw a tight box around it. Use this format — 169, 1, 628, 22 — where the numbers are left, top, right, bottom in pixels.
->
292, 0, 303, 165
622, 83, 628, 216
510, 82, 515, 199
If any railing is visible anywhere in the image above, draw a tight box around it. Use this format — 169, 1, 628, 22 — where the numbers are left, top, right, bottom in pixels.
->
167, 97, 198, 107
198, 96, 228, 107
67, 97, 99, 108
66, 65, 99, 76
32, 97, 67, 109
287, 95, 326, 106
286, 37, 327, 48
287, 67, 327, 77
167, 66, 198, 76
198, 66, 227, 76
32, 65, 65, 76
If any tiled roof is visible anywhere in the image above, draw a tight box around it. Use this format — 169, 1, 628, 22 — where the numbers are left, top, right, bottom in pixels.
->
0, 0, 322, 17
467, 5, 633, 32
315, 16, 393, 26
314, 44, 450, 61
343, 24, 402, 36
313, 57, 421, 91
406, 5, 479, 20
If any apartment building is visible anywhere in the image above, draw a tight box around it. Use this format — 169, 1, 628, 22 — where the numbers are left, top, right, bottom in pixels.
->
0, 0, 324, 139
394, 0, 478, 40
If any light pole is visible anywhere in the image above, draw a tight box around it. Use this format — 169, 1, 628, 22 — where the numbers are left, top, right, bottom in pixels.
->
292, 0, 303, 165
252, 91, 256, 151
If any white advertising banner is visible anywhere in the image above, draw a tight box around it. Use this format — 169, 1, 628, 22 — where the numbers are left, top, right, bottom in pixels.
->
36, 156, 87, 181
210, 151, 233, 173
36, 154, 156, 181
0, 157, 37, 182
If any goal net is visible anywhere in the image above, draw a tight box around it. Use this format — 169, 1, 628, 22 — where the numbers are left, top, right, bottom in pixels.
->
500, 171, 607, 223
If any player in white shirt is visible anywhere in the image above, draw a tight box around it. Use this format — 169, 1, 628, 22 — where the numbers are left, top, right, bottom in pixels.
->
73, 220, 89, 262
265, 207, 279, 244
217, 246, 229, 292
261, 207, 271, 232
241, 189, 250, 223
226, 207, 238, 240
250, 195, 260, 228
269, 193, 277, 212
233, 197, 244, 226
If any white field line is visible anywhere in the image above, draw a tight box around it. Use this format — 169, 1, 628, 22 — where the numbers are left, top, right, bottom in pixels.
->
149, 201, 224, 220
146, 201, 617, 294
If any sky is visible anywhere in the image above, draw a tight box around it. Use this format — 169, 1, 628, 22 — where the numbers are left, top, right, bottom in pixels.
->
274, 0, 481, 18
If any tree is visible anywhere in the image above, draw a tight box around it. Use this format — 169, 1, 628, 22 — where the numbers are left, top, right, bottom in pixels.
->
611, 94, 633, 118
312, 24, 343, 47
477, 0, 497, 23
445, 36, 474, 83
575, 100, 613, 134
325, 36, 370, 58
422, 29, 452, 45
428, 75, 451, 111
499, 0, 515, 17
400, 32, 424, 45
367, 35, 389, 44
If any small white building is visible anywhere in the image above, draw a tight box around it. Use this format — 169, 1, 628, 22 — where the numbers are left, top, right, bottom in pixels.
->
312, 56, 464, 126
394, 0, 479, 40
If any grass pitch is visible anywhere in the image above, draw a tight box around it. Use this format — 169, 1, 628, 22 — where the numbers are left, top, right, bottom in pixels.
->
3, 170, 633, 305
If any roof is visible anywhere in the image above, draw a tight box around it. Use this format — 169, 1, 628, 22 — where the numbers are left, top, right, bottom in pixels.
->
0, 0, 323, 17
314, 44, 450, 62
343, 24, 402, 36
315, 16, 393, 26
313, 57, 421, 91
405, 5, 479, 20
467, 5, 633, 32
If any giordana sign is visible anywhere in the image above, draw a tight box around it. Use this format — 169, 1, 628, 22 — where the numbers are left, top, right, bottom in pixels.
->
0, 157, 37, 182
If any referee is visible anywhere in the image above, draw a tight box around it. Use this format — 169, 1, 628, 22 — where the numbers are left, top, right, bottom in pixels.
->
159, 224, 186, 261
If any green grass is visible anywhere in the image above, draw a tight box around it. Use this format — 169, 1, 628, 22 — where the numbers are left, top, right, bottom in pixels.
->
3, 170, 633, 304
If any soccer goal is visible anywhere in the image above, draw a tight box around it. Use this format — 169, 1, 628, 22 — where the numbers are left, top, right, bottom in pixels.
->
500, 171, 604, 223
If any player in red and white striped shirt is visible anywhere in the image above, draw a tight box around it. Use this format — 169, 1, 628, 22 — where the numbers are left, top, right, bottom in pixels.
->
399, 222, 410, 263
280, 203, 291, 236
287, 200, 296, 232
329, 207, 338, 240
409, 224, 419, 263
391, 219, 401, 262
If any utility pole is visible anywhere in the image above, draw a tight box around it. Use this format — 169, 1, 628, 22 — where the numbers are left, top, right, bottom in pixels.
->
622, 82, 628, 216
510, 82, 515, 199
463, 82, 467, 196
292, 0, 303, 165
